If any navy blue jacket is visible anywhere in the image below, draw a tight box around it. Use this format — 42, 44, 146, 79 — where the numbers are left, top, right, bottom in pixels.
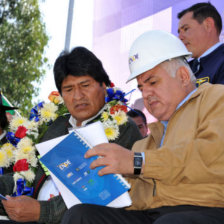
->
189, 44, 224, 86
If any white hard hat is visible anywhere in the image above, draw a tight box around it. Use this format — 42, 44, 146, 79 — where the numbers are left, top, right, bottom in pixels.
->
127, 30, 192, 82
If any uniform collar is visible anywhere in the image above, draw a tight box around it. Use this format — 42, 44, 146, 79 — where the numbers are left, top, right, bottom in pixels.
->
198, 42, 222, 61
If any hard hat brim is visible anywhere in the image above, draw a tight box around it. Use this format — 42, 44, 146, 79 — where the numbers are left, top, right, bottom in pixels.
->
126, 53, 192, 83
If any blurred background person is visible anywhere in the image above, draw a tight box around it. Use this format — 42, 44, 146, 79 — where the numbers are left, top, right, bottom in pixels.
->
127, 108, 148, 137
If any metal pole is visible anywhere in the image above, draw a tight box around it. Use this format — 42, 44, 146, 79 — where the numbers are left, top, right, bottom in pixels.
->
64, 0, 75, 51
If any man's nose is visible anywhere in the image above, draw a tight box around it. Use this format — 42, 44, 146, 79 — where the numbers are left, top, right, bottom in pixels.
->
73, 88, 84, 100
178, 31, 184, 41
142, 87, 152, 99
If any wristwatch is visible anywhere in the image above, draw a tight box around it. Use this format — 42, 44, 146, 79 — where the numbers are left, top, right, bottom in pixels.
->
133, 152, 143, 175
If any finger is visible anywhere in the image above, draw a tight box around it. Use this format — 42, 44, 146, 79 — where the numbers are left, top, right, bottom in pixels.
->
98, 166, 114, 176
90, 157, 108, 169
2, 198, 16, 208
5, 195, 11, 200
85, 145, 107, 158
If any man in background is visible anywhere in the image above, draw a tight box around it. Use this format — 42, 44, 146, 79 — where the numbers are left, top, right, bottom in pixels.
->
178, 2, 224, 86
127, 109, 148, 137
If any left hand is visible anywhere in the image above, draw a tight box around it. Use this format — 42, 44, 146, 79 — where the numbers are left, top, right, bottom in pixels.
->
85, 143, 134, 176
2, 195, 40, 222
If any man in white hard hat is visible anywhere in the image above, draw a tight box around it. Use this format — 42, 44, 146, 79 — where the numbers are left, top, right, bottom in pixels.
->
61, 30, 224, 224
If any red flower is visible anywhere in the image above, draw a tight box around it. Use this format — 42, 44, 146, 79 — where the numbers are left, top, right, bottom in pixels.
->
15, 126, 27, 138
110, 105, 127, 114
13, 159, 29, 172
110, 82, 115, 87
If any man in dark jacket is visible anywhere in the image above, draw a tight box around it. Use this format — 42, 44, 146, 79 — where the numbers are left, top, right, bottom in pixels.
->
178, 2, 224, 86
0, 47, 142, 224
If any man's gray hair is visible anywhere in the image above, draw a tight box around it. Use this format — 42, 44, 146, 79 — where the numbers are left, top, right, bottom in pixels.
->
160, 57, 196, 84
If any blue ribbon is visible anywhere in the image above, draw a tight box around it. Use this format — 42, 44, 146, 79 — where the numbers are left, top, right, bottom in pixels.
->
6, 132, 21, 147
29, 101, 44, 121
12, 179, 33, 197
0, 167, 3, 175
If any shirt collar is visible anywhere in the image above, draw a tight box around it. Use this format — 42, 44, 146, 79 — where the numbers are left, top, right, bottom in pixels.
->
176, 88, 197, 110
69, 104, 106, 129
198, 42, 222, 61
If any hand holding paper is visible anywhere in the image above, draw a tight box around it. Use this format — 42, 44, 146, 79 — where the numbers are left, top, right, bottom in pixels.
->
85, 143, 134, 176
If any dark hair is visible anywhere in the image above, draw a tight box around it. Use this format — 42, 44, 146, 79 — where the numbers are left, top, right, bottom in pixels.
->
177, 2, 222, 35
53, 47, 111, 93
127, 109, 147, 125
0, 110, 8, 130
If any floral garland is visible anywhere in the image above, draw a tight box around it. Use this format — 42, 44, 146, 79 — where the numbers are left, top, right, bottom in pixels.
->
0, 86, 129, 196
100, 87, 128, 140
0, 91, 67, 195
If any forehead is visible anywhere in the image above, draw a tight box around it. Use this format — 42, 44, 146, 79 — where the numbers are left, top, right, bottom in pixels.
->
132, 116, 144, 124
137, 68, 154, 83
62, 75, 95, 86
136, 65, 166, 83
178, 11, 198, 27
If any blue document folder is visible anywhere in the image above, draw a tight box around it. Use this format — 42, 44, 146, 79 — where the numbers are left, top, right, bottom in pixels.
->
40, 131, 130, 206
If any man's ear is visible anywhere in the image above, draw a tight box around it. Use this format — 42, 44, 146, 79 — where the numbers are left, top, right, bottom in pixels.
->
203, 17, 215, 32
176, 66, 191, 87
102, 82, 107, 93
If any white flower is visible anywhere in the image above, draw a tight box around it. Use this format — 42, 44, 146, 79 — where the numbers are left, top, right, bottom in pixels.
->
1, 143, 16, 164
27, 152, 38, 167
112, 111, 128, 125
102, 120, 119, 140
20, 169, 36, 182
101, 111, 109, 122
14, 151, 37, 166
0, 151, 10, 167
25, 120, 39, 131
16, 137, 35, 154
10, 116, 29, 132
39, 102, 58, 123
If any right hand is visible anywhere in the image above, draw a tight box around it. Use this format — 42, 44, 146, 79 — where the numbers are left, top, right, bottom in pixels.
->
2, 195, 40, 222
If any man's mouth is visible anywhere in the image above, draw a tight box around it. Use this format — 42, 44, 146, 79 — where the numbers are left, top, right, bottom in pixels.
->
149, 101, 158, 109
183, 42, 189, 47
75, 103, 88, 110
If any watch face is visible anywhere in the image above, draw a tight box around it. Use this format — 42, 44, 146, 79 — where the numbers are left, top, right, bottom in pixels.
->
134, 157, 142, 167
